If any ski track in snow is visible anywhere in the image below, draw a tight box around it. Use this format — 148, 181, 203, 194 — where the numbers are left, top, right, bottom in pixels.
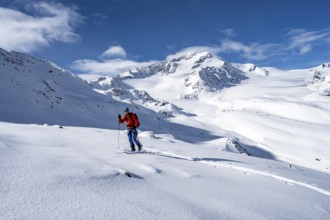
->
143, 147, 330, 197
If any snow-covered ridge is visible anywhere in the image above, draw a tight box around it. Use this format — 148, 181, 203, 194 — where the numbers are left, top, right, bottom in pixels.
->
319, 62, 330, 68
308, 64, 330, 96
89, 76, 183, 117
234, 63, 269, 76
0, 48, 122, 128
183, 65, 247, 93
116, 52, 248, 99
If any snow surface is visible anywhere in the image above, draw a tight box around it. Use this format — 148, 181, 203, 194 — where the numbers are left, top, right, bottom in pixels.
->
1, 48, 330, 219
1, 122, 330, 219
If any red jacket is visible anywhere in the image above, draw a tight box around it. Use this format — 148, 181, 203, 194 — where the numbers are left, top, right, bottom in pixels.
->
119, 112, 135, 128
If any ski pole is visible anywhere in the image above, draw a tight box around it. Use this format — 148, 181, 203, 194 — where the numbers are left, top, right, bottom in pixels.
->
117, 121, 120, 149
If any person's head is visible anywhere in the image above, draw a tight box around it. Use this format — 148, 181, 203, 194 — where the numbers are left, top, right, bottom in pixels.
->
124, 107, 129, 113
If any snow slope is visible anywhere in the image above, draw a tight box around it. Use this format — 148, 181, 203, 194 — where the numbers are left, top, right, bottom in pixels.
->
1, 122, 330, 220
0, 48, 119, 128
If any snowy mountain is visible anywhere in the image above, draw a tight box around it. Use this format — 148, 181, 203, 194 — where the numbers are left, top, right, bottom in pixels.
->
0, 48, 163, 129
234, 63, 270, 76
88, 52, 247, 115
89, 76, 183, 117
308, 63, 330, 96
1, 48, 330, 219
119, 52, 247, 99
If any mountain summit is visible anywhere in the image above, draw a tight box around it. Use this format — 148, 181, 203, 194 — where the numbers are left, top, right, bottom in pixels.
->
111, 51, 247, 100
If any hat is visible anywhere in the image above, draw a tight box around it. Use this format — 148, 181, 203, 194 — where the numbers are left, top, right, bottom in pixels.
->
124, 107, 129, 112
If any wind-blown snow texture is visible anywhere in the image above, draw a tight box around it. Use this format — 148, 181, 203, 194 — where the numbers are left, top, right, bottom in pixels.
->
1, 48, 330, 219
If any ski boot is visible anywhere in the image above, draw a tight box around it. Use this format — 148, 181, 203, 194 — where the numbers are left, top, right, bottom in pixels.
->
137, 143, 143, 152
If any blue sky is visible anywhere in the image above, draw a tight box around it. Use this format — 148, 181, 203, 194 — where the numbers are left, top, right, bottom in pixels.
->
1, 0, 330, 76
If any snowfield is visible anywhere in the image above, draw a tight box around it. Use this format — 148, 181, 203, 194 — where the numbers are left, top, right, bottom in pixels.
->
1, 48, 330, 219
1, 122, 330, 220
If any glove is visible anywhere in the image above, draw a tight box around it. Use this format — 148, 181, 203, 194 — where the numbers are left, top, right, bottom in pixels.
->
118, 114, 121, 119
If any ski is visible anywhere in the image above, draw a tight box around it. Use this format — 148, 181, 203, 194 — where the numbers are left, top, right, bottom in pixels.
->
117, 148, 145, 154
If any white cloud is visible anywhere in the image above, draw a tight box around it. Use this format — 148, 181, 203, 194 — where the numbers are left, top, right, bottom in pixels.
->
100, 46, 127, 59
71, 56, 155, 78
168, 28, 330, 64
299, 45, 312, 55
167, 40, 275, 62
286, 28, 330, 55
0, 2, 83, 53
167, 28, 330, 64
219, 39, 277, 61
221, 28, 237, 37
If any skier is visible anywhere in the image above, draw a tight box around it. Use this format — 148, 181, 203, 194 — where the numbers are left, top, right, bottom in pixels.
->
118, 107, 143, 152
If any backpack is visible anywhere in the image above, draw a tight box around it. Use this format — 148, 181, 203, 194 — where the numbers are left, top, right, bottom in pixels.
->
129, 112, 140, 128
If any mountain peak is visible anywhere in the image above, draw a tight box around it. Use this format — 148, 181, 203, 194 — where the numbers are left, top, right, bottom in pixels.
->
234, 63, 269, 76
320, 62, 330, 68
167, 51, 214, 62
113, 51, 247, 100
